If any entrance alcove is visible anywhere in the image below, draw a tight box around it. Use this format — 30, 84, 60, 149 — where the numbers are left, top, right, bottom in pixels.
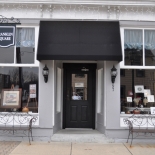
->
37, 21, 122, 137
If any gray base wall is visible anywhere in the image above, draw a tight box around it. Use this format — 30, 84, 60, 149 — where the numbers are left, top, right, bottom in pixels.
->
105, 129, 155, 140
1, 128, 154, 142
96, 113, 105, 134
0, 128, 53, 142
105, 129, 129, 139
96, 122, 105, 134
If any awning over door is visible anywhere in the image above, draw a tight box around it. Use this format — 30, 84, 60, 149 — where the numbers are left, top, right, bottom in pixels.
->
37, 21, 122, 61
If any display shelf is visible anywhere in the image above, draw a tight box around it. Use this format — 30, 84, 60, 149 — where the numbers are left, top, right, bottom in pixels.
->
125, 107, 151, 114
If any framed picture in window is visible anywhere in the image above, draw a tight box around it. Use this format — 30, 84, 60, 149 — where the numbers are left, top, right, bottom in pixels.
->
135, 85, 144, 93
127, 97, 132, 102
29, 84, 36, 98
1, 89, 22, 108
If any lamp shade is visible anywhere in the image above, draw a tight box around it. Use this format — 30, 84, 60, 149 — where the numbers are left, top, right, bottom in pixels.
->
42, 65, 49, 76
42, 65, 49, 83
111, 65, 117, 84
111, 65, 117, 76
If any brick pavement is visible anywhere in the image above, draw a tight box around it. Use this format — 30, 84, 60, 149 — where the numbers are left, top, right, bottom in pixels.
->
0, 141, 20, 155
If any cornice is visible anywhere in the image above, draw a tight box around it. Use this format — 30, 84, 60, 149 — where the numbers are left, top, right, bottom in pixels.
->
0, 2, 155, 21
0, 0, 155, 6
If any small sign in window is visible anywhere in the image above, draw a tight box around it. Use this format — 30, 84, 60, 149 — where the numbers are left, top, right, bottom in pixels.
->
0, 26, 16, 47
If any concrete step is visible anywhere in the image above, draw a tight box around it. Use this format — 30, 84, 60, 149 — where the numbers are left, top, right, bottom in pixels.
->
51, 129, 114, 143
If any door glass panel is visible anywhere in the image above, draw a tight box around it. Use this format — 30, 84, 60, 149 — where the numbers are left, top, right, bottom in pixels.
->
71, 74, 87, 100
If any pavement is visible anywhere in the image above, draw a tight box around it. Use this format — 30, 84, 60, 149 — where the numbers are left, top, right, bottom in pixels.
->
0, 141, 20, 155
0, 141, 155, 155
0, 130, 155, 155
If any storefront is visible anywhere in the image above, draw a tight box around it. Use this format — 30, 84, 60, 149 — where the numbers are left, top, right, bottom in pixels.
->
0, 1, 155, 140
37, 21, 122, 135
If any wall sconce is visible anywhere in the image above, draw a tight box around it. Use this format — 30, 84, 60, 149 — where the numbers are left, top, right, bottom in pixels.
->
42, 65, 49, 83
111, 65, 117, 91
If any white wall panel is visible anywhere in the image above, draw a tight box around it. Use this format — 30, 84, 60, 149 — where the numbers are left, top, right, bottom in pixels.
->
39, 60, 54, 128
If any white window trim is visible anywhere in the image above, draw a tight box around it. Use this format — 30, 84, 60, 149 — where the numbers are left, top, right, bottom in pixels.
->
56, 67, 62, 113
120, 26, 155, 69
97, 68, 103, 114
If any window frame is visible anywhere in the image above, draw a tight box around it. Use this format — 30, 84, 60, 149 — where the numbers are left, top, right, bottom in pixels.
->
0, 25, 39, 113
0, 25, 39, 67
120, 27, 155, 69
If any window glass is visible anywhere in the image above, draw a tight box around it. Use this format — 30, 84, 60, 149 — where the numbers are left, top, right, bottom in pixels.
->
145, 30, 155, 66
71, 74, 87, 100
0, 47, 14, 63
124, 29, 143, 66
0, 67, 38, 113
16, 28, 35, 64
16, 47, 34, 63
120, 69, 155, 114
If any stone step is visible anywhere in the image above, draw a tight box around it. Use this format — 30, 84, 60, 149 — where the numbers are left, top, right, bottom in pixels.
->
51, 130, 114, 143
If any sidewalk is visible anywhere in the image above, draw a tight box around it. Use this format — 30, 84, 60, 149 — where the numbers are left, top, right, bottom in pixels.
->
1, 141, 154, 155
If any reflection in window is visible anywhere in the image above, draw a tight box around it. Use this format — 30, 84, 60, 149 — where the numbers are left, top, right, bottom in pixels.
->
0, 67, 38, 112
16, 28, 35, 64
0, 47, 14, 63
124, 29, 143, 66
71, 74, 87, 100
145, 30, 155, 66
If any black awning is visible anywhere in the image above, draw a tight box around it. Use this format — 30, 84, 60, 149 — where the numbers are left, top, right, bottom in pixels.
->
37, 21, 122, 61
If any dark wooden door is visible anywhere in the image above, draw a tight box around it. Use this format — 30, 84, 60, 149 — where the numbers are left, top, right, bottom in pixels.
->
63, 63, 96, 129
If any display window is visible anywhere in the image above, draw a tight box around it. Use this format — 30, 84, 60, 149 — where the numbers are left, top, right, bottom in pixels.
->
121, 27, 155, 114
120, 69, 155, 114
0, 26, 39, 113
0, 67, 38, 112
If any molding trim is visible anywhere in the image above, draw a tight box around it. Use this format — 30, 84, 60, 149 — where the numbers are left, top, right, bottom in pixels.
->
0, 3, 155, 21
1, 1, 155, 6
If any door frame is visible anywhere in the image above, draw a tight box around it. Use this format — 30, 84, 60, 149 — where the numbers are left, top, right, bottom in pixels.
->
63, 63, 97, 129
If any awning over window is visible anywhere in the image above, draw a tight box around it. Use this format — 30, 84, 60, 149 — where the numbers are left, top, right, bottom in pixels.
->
37, 21, 122, 61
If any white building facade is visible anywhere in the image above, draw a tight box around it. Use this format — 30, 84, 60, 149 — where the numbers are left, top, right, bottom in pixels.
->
0, 0, 155, 140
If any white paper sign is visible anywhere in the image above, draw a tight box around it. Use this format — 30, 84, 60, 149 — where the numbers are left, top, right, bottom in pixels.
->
144, 89, 151, 97
127, 97, 132, 102
29, 84, 36, 98
75, 83, 84, 87
150, 107, 155, 115
135, 85, 144, 93
147, 95, 154, 102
